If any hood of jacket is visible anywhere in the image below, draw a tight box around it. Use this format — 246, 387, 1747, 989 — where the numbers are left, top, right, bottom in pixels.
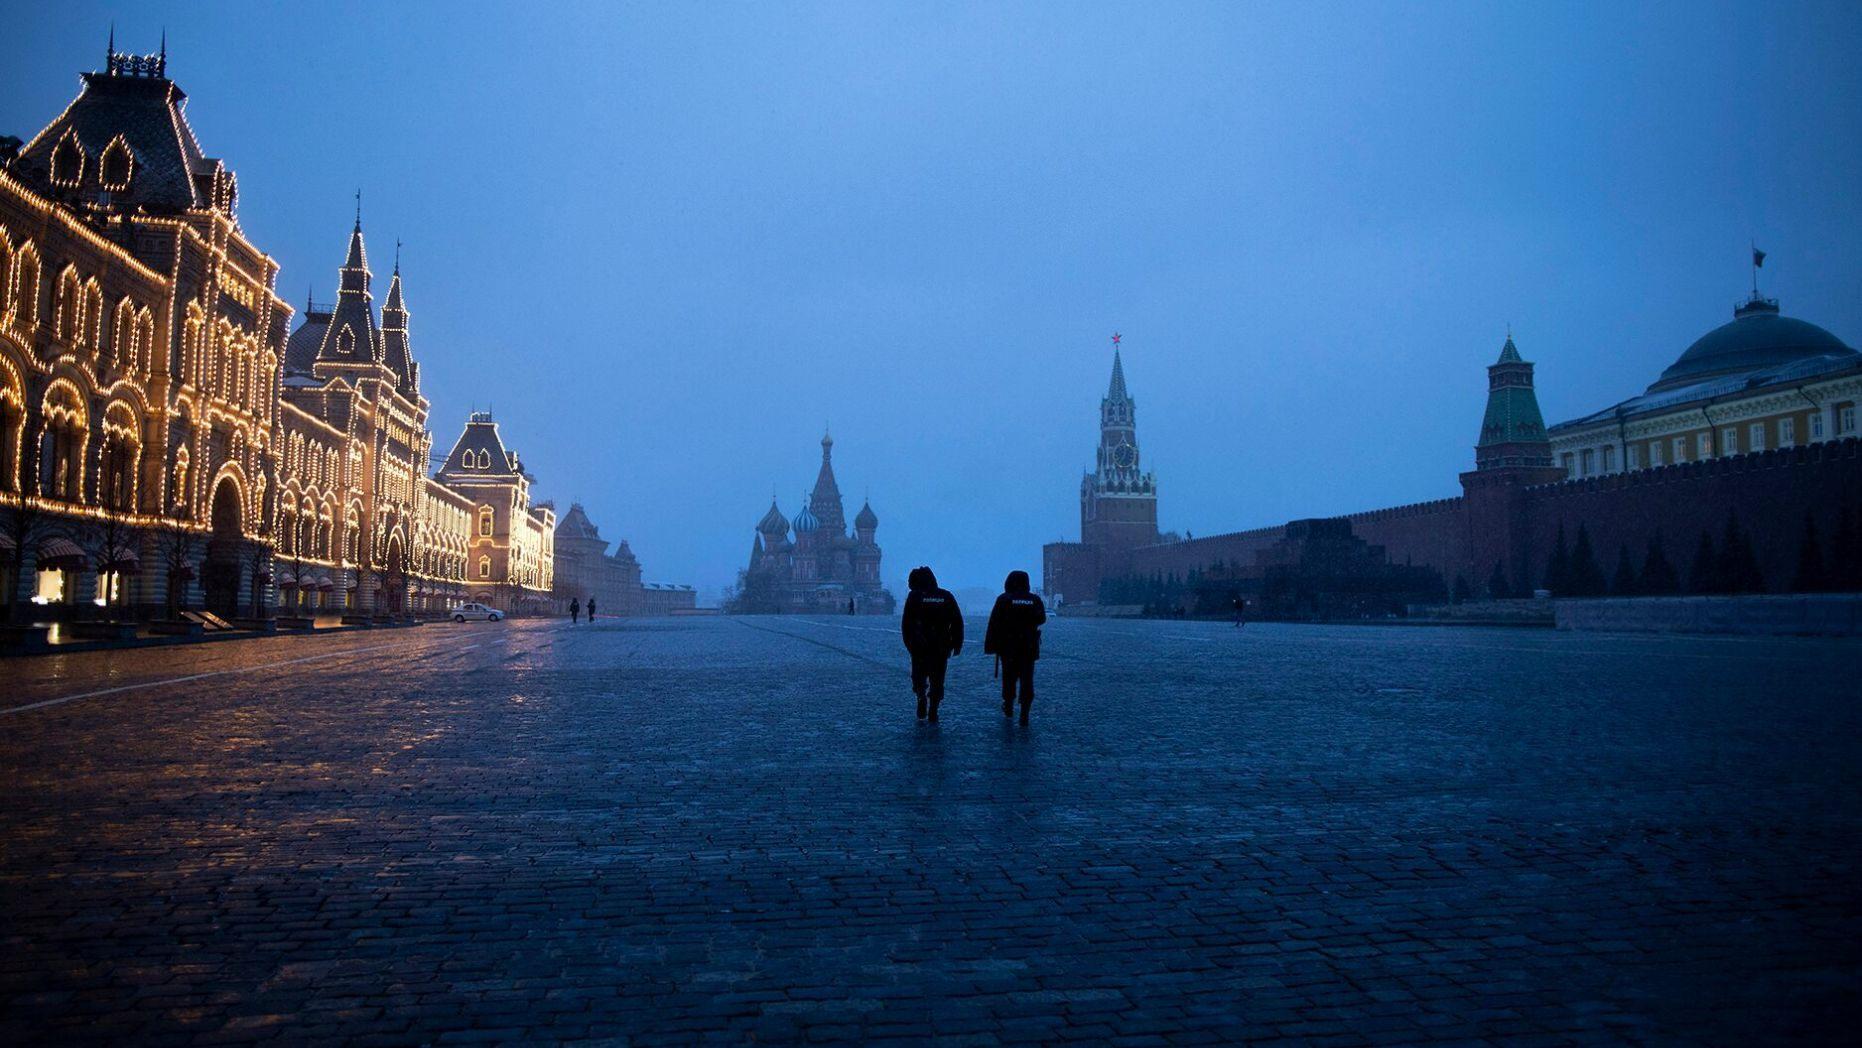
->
908, 565, 939, 591
1003, 570, 1032, 594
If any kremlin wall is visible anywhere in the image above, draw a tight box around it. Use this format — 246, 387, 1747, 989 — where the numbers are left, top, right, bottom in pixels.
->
1049, 299, 1862, 616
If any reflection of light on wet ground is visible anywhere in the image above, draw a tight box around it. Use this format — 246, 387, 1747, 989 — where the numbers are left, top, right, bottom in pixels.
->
2, 618, 1859, 1043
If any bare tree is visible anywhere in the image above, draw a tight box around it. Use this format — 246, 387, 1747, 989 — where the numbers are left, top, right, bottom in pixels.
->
243, 544, 273, 618
155, 524, 201, 619
280, 549, 312, 616
85, 499, 140, 619
2, 435, 53, 624
1, 504, 54, 624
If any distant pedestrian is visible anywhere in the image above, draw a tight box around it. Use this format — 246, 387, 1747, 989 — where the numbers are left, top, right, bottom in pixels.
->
848, 597, 856, 615
984, 570, 1047, 725
900, 566, 963, 722
587, 597, 597, 622
1232, 594, 1246, 628
570, 598, 581, 624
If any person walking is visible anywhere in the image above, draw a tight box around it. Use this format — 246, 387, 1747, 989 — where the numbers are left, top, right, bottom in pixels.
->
586, 597, 597, 622
984, 570, 1047, 725
1232, 594, 1246, 628
570, 598, 581, 624
900, 566, 963, 722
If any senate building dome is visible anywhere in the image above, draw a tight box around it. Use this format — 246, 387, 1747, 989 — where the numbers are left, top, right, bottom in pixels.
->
1648, 297, 1856, 393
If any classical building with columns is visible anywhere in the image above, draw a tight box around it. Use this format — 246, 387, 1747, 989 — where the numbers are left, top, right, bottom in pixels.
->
1546, 293, 1860, 478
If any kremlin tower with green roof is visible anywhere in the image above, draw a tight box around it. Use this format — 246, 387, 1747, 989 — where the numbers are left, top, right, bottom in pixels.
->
1474, 333, 1554, 471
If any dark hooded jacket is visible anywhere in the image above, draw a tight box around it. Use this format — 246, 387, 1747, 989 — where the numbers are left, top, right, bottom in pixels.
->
984, 570, 1047, 660
901, 566, 964, 655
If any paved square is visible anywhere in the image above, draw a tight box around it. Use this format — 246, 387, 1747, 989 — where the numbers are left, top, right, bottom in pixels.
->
2, 618, 1858, 1044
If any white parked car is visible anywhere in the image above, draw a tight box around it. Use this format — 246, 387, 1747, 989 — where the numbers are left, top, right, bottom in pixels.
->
450, 602, 504, 622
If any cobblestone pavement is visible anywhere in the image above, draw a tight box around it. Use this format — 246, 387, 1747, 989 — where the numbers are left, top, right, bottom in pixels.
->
2, 617, 1858, 1045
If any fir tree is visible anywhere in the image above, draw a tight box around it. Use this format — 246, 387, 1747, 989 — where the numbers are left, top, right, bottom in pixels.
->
1610, 543, 1638, 595
1568, 523, 1607, 596
1791, 513, 1827, 593
1640, 532, 1681, 595
1487, 560, 1510, 600
1544, 523, 1570, 595
1687, 530, 1720, 595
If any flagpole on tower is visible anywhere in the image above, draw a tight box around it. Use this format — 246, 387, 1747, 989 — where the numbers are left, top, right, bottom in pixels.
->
1750, 242, 1766, 299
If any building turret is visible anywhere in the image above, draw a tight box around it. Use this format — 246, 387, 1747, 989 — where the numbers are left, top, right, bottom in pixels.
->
379, 247, 418, 396
1474, 333, 1554, 470
1080, 337, 1160, 549
809, 431, 846, 535
854, 499, 878, 540
313, 210, 380, 370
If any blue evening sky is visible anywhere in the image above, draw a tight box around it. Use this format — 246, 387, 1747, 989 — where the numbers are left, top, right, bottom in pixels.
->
6, 2, 1859, 596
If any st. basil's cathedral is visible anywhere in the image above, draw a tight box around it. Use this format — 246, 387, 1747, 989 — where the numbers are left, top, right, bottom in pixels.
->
740, 433, 893, 614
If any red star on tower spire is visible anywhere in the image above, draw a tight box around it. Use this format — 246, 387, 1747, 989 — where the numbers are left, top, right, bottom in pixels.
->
1111, 332, 1122, 346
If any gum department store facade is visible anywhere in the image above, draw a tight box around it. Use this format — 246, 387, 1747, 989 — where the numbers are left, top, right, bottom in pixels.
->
0, 45, 671, 620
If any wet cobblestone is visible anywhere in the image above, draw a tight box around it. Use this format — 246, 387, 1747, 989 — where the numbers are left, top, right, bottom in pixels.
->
2, 617, 1858, 1044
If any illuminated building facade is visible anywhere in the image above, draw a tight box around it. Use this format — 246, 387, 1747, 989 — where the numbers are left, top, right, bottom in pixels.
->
1, 42, 287, 617
432, 412, 555, 612
275, 217, 474, 613
1, 44, 570, 620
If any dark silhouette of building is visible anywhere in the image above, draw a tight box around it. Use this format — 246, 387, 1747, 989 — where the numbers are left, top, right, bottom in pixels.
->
1048, 297, 1861, 610
736, 433, 893, 614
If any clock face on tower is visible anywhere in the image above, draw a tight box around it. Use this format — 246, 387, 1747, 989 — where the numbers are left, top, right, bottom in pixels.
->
1112, 443, 1136, 468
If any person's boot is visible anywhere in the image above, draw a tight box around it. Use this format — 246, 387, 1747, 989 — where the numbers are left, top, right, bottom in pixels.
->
927, 696, 940, 723
916, 693, 927, 720
1019, 699, 1031, 726
1002, 693, 1013, 716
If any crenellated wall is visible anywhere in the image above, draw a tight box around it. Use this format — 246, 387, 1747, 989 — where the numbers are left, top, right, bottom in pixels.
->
1517, 437, 1861, 592
1068, 438, 1861, 599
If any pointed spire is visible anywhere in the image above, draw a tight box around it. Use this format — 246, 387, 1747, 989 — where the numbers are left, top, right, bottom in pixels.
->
353, 188, 362, 231
1107, 347, 1129, 401
1496, 330, 1522, 364
107, 22, 115, 68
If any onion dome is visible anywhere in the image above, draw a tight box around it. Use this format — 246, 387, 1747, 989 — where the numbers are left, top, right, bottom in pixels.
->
854, 500, 878, 530
1649, 297, 1855, 392
757, 499, 788, 534
792, 496, 819, 534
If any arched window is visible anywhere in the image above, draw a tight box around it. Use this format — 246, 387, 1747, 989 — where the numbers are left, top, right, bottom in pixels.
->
134, 308, 154, 376
337, 325, 356, 357
99, 135, 134, 192
171, 444, 190, 511
181, 304, 203, 384
81, 279, 103, 351
55, 267, 81, 344
278, 505, 296, 555
478, 556, 491, 579
0, 366, 22, 494
0, 233, 12, 325
111, 298, 135, 372
478, 507, 494, 537
50, 131, 85, 189
10, 243, 40, 332
100, 402, 140, 512
38, 383, 88, 502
